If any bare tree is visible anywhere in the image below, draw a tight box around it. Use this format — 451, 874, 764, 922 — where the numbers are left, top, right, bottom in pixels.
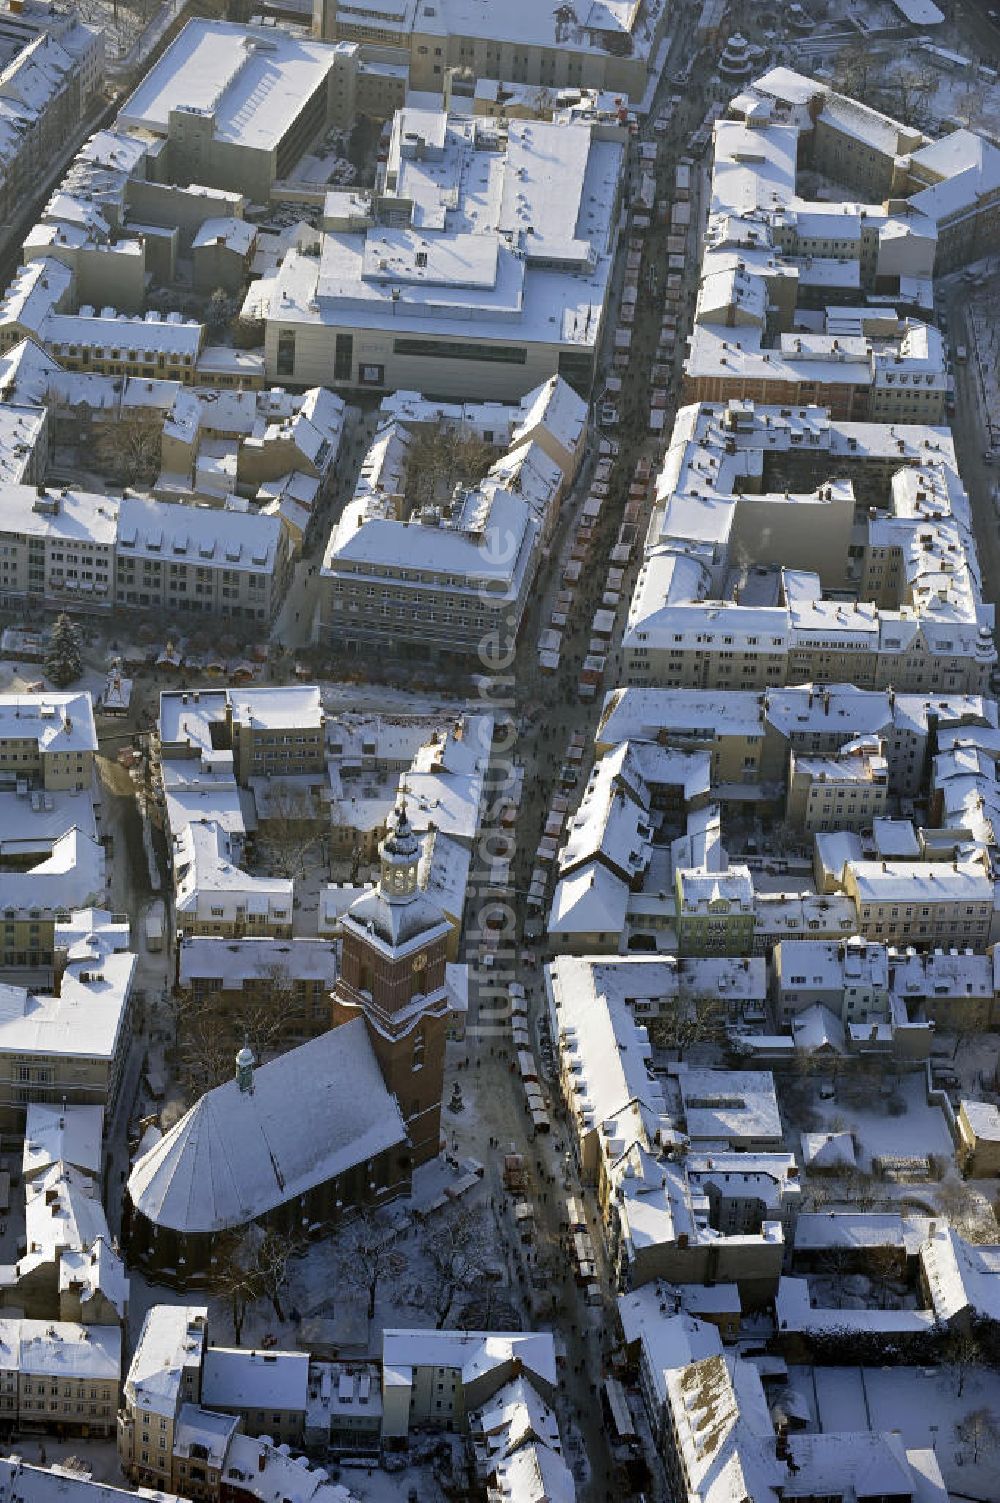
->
425, 1203, 493, 1329
404, 421, 498, 514
937, 1177, 999, 1245
882, 65, 937, 130
253, 1228, 299, 1322
841, 1165, 879, 1212
95, 415, 162, 487
943, 1328, 984, 1399
834, 39, 876, 100
332, 1208, 407, 1320
174, 996, 236, 1101
213, 1224, 302, 1340
956, 1406, 999, 1465
648, 990, 726, 1055
254, 781, 325, 880
173, 962, 309, 1100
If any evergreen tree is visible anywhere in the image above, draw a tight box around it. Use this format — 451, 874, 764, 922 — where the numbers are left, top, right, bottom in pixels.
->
45, 613, 82, 688
206, 287, 236, 339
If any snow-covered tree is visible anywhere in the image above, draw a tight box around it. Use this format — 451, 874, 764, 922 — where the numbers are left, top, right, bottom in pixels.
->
332, 1208, 407, 1320
45, 613, 83, 688
206, 287, 236, 339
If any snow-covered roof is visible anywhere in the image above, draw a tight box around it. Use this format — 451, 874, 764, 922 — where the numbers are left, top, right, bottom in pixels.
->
800, 1131, 856, 1170
677, 866, 754, 914
664, 1345, 783, 1503
125, 1304, 208, 1417
0, 690, 97, 756
784, 1432, 933, 1502
174, 1404, 238, 1468
0, 786, 98, 861
0, 1459, 186, 1503
491, 1442, 577, 1503
548, 860, 629, 937
120, 20, 349, 154
677, 1068, 781, 1145
174, 820, 292, 921
341, 882, 451, 958
0, 906, 130, 1062
959, 1098, 1000, 1144
546, 956, 670, 1155
617, 1292, 723, 1404
919, 1226, 1000, 1326
22, 1102, 103, 1181
381, 1329, 557, 1390
178, 937, 338, 988
847, 858, 992, 906
193, 217, 256, 256
793, 1211, 934, 1254
775, 1275, 934, 1337
127, 1021, 407, 1234
255, 113, 623, 358
471, 1374, 562, 1461
202, 1347, 309, 1413
0, 1317, 120, 1380
221, 1434, 358, 1503
229, 685, 323, 731
118, 494, 283, 572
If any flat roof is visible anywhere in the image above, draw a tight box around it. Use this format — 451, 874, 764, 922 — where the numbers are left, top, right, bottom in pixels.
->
119, 20, 346, 154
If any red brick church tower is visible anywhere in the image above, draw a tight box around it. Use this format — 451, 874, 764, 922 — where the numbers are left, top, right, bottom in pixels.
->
331, 800, 451, 1166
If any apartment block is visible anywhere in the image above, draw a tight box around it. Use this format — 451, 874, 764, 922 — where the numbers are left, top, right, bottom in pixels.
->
843, 857, 994, 948
0, 909, 133, 1129
380, 1329, 557, 1439
785, 735, 888, 832
545, 957, 785, 1309
675, 867, 755, 956
0, 828, 106, 974
598, 683, 995, 802
159, 686, 326, 786
0, 1317, 120, 1436
174, 821, 293, 939
177, 938, 337, 1051
202, 1348, 308, 1448
319, 377, 586, 658
0, 25, 103, 256
0, 691, 96, 790
623, 402, 995, 697
118, 1305, 209, 1491
0, 484, 294, 622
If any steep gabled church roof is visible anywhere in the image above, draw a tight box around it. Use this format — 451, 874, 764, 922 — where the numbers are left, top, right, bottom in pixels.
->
127, 1020, 406, 1233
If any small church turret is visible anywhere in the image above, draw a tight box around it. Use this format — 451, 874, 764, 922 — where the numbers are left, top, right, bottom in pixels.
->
236, 1043, 255, 1093
379, 799, 420, 901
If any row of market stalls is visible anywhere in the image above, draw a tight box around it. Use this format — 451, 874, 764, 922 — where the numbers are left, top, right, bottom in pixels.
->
510, 982, 551, 1135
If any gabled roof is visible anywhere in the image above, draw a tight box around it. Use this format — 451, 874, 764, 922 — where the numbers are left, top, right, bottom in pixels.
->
127, 1021, 407, 1233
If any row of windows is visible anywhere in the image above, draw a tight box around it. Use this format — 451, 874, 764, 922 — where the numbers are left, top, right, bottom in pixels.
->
392, 336, 527, 364
332, 600, 488, 627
